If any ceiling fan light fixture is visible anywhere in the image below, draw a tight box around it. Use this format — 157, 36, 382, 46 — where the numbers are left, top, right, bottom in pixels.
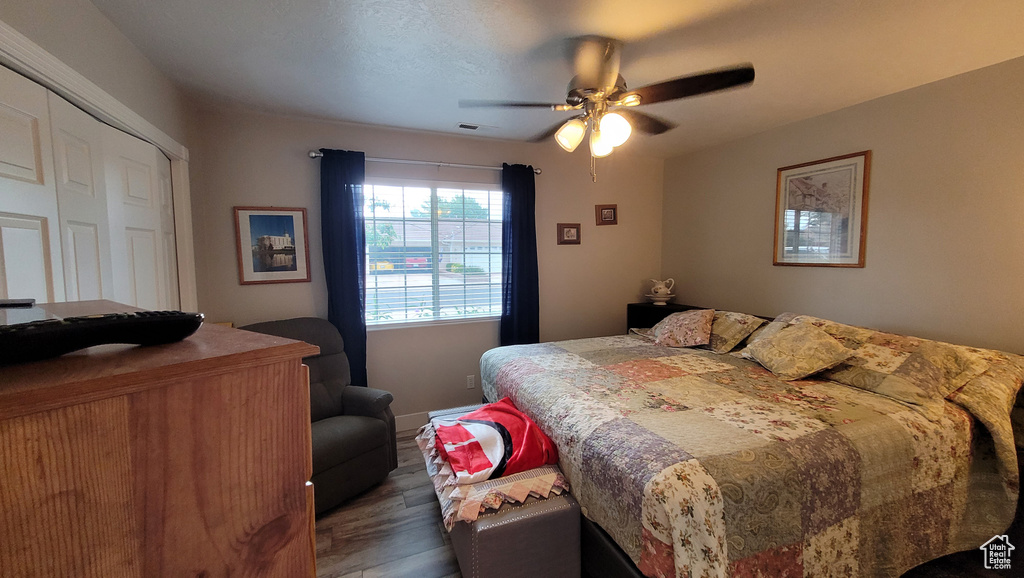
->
554, 118, 587, 152
590, 128, 614, 158
619, 94, 641, 107
600, 112, 632, 147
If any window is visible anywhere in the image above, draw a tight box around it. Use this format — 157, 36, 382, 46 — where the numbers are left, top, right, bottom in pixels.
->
364, 181, 503, 325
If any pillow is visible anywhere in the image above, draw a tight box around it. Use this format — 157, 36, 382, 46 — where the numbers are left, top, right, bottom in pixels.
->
652, 309, 715, 348
629, 327, 655, 340
742, 312, 800, 347
741, 321, 853, 381
706, 311, 765, 354
786, 315, 990, 421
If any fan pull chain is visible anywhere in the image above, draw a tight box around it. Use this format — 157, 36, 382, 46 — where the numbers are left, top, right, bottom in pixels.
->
590, 156, 598, 182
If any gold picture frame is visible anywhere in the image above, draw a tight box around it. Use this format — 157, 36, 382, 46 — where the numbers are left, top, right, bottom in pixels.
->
773, 151, 871, 267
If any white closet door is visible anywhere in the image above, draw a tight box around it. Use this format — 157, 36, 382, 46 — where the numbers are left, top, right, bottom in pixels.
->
0, 66, 65, 303
157, 154, 179, 309
102, 124, 177, 309
48, 92, 114, 302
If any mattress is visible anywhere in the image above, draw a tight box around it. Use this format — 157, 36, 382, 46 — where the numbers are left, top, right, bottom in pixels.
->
481, 334, 1021, 577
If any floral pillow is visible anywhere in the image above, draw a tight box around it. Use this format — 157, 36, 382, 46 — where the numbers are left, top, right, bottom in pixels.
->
741, 312, 800, 348
706, 311, 765, 354
789, 315, 990, 421
651, 309, 715, 348
741, 321, 853, 381
629, 327, 655, 340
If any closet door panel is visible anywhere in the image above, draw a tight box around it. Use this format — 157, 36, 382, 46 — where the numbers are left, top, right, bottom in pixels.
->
103, 124, 177, 309
0, 66, 64, 302
126, 228, 160, 310
65, 222, 103, 301
158, 160, 179, 309
0, 215, 52, 302
0, 103, 44, 184
49, 92, 114, 301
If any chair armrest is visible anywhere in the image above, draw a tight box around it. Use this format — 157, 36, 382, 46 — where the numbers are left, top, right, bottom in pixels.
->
343, 386, 394, 417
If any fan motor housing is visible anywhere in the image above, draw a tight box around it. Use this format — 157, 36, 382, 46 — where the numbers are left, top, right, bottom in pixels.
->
566, 74, 628, 106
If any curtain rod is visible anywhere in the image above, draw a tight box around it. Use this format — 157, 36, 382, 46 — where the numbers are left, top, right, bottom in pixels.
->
308, 151, 541, 175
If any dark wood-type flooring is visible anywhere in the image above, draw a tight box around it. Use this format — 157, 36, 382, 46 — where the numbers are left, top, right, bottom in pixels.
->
314, 432, 460, 578
315, 432, 1014, 578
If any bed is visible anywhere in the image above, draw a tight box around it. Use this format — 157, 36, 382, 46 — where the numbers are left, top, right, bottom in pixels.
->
480, 312, 1023, 577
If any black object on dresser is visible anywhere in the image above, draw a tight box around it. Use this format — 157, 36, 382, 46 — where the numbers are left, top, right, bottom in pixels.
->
626, 302, 699, 332
0, 310, 204, 366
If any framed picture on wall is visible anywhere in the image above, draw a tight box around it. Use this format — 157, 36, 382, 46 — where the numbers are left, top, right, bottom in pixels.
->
595, 204, 618, 225
234, 206, 311, 284
557, 223, 581, 245
773, 150, 871, 267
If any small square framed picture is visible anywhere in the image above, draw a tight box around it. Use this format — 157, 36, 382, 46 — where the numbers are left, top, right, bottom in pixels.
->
557, 223, 581, 245
595, 204, 617, 225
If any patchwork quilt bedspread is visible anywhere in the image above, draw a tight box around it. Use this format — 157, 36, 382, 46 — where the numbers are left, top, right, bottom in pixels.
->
481, 335, 1022, 578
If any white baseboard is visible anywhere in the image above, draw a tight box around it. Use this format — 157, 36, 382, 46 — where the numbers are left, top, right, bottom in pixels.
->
396, 411, 430, 433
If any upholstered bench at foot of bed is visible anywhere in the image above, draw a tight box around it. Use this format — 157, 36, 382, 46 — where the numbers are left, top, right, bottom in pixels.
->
426, 405, 581, 578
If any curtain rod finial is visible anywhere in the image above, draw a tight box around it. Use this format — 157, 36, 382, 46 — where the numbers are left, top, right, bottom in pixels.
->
309, 150, 323, 158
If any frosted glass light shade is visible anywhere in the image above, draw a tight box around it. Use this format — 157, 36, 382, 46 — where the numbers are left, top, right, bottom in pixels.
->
600, 112, 632, 147
554, 118, 586, 152
590, 129, 613, 158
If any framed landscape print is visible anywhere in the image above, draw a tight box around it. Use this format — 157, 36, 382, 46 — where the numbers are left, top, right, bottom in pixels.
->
234, 206, 311, 284
595, 204, 617, 225
557, 223, 581, 245
773, 150, 871, 267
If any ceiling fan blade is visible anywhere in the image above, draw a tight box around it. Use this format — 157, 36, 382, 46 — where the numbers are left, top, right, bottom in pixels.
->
459, 99, 569, 110
528, 120, 569, 143
615, 109, 676, 135
625, 64, 755, 106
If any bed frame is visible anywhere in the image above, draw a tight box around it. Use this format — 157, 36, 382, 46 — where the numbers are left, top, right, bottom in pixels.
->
581, 516, 645, 578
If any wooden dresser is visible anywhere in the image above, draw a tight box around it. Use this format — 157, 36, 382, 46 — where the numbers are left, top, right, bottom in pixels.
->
0, 301, 319, 577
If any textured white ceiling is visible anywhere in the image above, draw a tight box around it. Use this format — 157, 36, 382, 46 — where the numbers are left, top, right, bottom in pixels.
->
90, 0, 1024, 157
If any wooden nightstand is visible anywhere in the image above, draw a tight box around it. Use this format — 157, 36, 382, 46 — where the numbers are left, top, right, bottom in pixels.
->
626, 302, 699, 332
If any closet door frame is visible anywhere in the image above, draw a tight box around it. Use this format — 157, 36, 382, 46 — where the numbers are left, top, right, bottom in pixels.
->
0, 19, 198, 310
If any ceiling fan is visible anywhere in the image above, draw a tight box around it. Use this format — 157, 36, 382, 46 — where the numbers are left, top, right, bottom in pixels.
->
460, 36, 754, 169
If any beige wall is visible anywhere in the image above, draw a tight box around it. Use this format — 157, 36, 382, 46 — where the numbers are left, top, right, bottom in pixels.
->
187, 104, 664, 428
0, 0, 189, 144
662, 55, 1024, 353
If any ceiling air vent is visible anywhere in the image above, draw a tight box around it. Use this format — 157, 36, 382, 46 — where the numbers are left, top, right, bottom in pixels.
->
457, 123, 480, 131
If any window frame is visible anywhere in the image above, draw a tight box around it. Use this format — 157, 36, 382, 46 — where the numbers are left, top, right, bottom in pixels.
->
363, 177, 503, 328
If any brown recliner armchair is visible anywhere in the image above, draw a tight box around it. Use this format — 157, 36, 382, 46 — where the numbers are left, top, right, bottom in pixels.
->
240, 317, 397, 514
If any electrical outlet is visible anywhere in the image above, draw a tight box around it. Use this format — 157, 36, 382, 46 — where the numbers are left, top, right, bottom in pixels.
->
466, 375, 475, 389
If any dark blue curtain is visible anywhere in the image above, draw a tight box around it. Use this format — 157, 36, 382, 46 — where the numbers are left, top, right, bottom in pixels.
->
500, 163, 539, 346
320, 149, 368, 385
